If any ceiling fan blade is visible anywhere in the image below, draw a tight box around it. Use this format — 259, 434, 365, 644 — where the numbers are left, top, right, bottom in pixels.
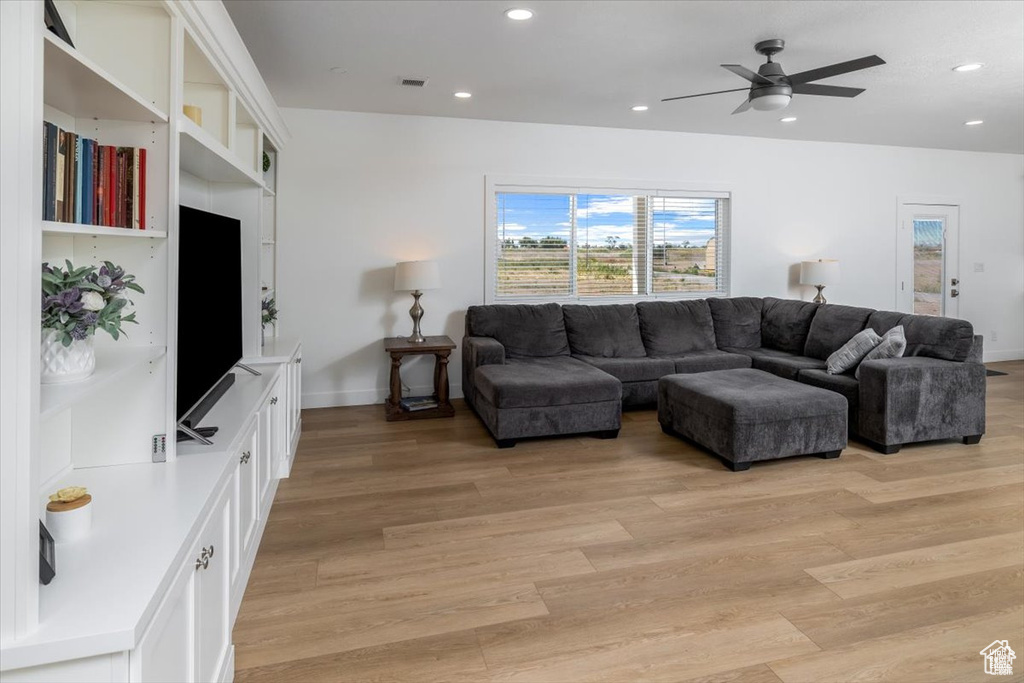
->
721, 64, 776, 85
661, 87, 749, 103
787, 55, 886, 85
731, 98, 753, 115
791, 83, 865, 97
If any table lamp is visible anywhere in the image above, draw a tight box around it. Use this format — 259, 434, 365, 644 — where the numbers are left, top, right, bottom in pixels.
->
394, 260, 441, 343
800, 259, 840, 304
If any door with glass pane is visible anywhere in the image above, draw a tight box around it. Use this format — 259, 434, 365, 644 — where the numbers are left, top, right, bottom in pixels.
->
897, 203, 959, 317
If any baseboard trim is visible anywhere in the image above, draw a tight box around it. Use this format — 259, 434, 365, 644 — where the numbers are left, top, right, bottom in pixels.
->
303, 383, 463, 409
985, 350, 1024, 363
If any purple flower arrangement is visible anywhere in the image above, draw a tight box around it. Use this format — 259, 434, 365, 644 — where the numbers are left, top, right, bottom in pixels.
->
262, 296, 278, 329
41, 261, 144, 347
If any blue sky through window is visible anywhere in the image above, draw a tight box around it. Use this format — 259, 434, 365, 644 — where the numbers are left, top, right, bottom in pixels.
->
497, 193, 717, 247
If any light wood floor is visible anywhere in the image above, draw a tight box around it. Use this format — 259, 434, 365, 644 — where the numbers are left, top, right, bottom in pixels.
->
234, 361, 1024, 683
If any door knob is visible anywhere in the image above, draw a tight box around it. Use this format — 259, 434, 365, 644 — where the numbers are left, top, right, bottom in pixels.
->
951, 278, 959, 286
951, 289, 960, 298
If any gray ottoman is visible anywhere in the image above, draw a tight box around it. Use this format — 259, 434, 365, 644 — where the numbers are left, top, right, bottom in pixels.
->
658, 368, 847, 471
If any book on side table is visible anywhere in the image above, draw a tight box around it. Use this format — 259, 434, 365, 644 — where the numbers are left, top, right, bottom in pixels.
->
400, 395, 439, 412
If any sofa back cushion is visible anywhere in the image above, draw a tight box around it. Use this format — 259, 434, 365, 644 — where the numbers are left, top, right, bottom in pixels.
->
866, 310, 974, 362
562, 304, 646, 358
803, 303, 874, 360
761, 297, 819, 354
635, 300, 717, 356
465, 303, 569, 359
708, 297, 763, 349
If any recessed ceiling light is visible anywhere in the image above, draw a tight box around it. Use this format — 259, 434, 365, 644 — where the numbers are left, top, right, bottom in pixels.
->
631, 105, 649, 112
779, 116, 797, 122
964, 119, 984, 126
504, 8, 534, 20
454, 91, 472, 99
953, 63, 984, 72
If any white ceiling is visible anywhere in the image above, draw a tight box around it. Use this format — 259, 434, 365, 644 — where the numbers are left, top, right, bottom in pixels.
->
224, 0, 1024, 153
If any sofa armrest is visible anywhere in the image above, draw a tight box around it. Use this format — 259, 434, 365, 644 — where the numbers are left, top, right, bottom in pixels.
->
967, 334, 984, 364
462, 336, 505, 410
858, 356, 985, 447
463, 336, 505, 368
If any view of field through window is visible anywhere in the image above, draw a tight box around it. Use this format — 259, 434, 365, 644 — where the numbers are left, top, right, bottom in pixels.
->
494, 191, 724, 299
913, 219, 944, 316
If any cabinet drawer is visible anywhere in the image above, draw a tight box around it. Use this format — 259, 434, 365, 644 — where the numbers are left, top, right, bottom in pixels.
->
194, 485, 231, 683
233, 419, 258, 590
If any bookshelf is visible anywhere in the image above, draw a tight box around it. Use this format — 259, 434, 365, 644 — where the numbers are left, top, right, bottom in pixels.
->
0, 0, 291, 676
261, 135, 279, 339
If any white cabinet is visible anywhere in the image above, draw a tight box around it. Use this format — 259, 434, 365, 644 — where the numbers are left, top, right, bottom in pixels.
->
257, 385, 278, 512
232, 419, 258, 590
193, 487, 231, 683
130, 559, 194, 683
285, 345, 302, 459
1, 363, 296, 682
129, 481, 231, 683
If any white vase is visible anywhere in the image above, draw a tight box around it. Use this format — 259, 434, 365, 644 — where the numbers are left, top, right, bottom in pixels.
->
41, 329, 96, 384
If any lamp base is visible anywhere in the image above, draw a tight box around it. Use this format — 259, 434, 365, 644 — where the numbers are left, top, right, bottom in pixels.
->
812, 285, 827, 304
407, 291, 426, 343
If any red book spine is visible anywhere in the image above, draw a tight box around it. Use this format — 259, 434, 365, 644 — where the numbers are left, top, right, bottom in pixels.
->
96, 147, 104, 225
139, 148, 146, 230
118, 148, 128, 228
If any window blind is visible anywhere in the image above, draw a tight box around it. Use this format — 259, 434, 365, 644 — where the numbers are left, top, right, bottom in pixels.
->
493, 187, 729, 301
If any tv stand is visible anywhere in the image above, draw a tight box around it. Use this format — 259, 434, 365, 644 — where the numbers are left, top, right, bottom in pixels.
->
235, 362, 262, 376
176, 424, 219, 444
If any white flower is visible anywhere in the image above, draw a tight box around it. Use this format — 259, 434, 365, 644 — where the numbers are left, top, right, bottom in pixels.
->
80, 291, 105, 311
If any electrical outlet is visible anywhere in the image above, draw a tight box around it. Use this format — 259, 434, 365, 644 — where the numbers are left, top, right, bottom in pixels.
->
152, 434, 167, 463
991, 330, 998, 343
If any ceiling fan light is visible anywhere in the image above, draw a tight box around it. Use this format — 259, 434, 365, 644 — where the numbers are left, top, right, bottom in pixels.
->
751, 94, 791, 111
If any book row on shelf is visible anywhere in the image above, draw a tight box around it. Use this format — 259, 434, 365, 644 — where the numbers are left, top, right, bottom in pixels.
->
42, 121, 148, 229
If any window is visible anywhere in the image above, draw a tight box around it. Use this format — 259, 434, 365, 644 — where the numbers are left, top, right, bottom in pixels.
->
488, 180, 729, 302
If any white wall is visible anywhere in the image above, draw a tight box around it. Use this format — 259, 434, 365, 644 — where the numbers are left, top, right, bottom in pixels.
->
276, 108, 1024, 408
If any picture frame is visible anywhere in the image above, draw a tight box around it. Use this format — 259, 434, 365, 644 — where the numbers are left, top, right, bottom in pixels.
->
44, 0, 75, 49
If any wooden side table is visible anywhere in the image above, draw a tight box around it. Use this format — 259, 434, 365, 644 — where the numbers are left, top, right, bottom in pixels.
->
383, 335, 456, 421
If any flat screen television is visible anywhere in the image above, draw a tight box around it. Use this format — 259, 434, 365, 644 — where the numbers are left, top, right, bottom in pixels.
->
176, 205, 243, 437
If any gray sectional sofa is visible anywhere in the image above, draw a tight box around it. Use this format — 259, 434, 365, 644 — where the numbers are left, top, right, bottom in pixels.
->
462, 297, 986, 452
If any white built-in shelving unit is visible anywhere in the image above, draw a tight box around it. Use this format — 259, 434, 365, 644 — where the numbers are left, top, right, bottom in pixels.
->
0, 1, 293, 680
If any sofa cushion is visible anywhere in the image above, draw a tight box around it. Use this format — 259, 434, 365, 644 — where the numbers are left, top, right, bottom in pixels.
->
826, 328, 882, 375
474, 357, 620, 409
803, 304, 874, 360
798, 368, 859, 413
671, 350, 752, 374
466, 304, 569, 359
574, 355, 675, 383
723, 346, 827, 381
761, 297, 819, 354
866, 310, 974, 362
636, 300, 717, 356
708, 297, 763, 349
562, 304, 646, 358
855, 325, 907, 379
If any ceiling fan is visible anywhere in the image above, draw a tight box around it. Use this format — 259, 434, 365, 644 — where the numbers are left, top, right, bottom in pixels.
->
662, 39, 885, 114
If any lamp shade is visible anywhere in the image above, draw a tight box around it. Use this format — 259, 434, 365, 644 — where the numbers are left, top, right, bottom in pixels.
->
800, 259, 841, 286
394, 260, 441, 291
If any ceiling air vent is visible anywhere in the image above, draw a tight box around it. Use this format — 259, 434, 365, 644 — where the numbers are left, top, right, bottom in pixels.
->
400, 77, 429, 87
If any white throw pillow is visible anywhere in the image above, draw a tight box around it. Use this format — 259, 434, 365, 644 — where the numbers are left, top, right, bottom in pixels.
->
855, 325, 907, 379
826, 328, 882, 375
